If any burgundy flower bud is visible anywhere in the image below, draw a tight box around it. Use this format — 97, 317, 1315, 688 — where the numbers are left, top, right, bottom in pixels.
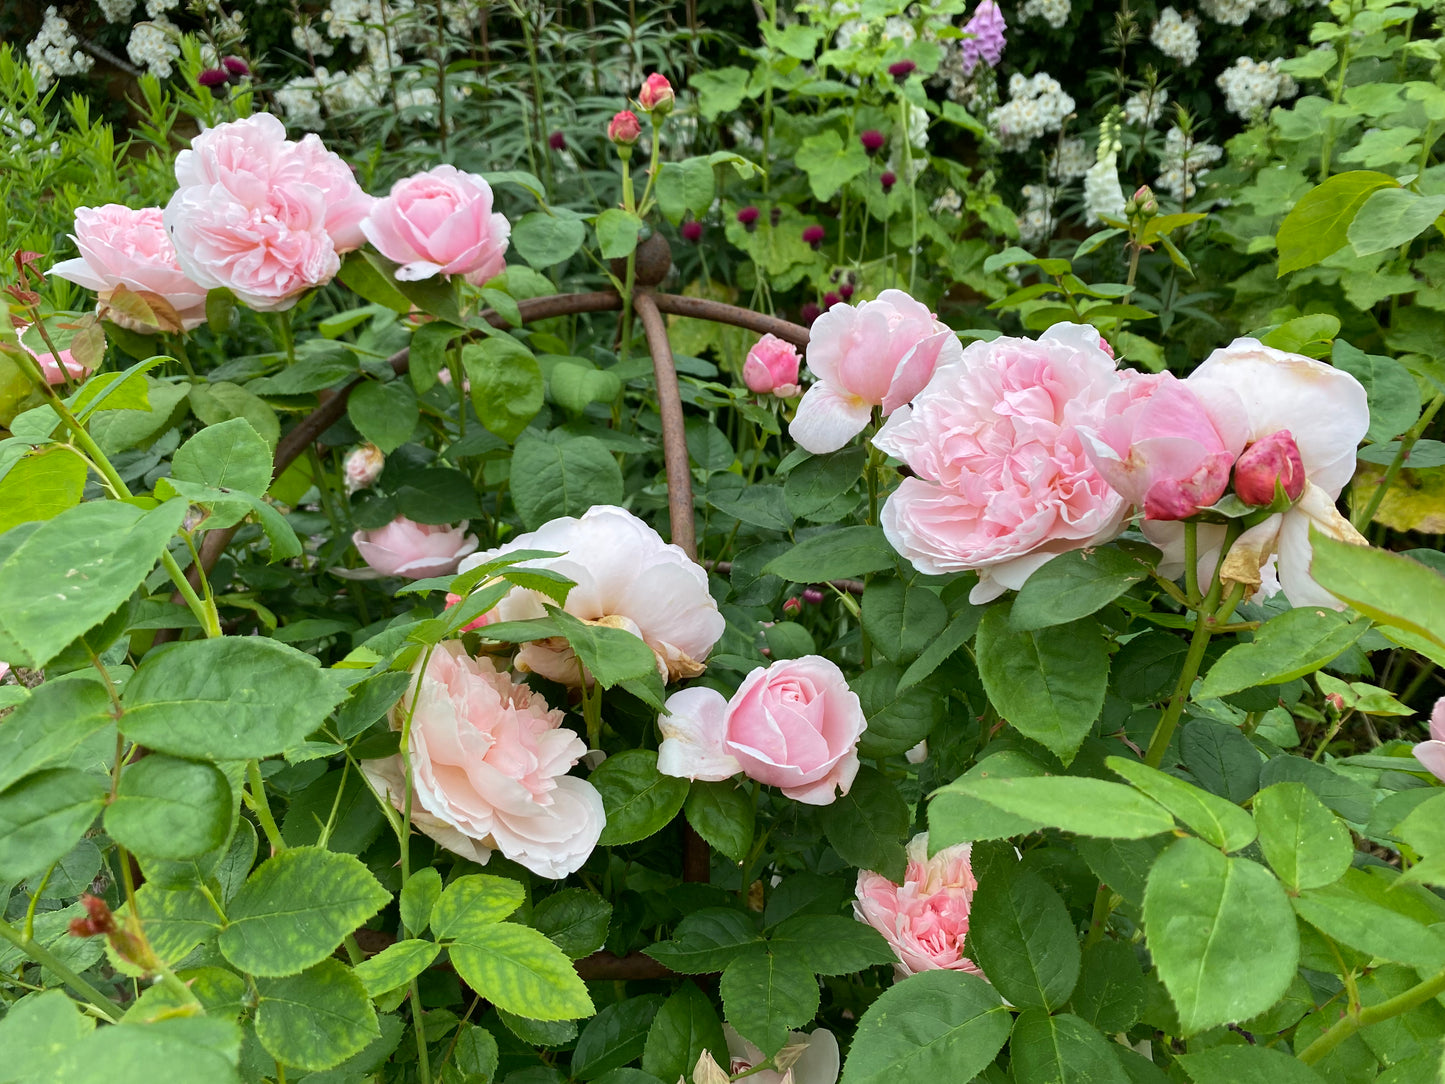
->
802, 225, 826, 250
198, 68, 229, 87
800, 302, 822, 326
824, 291, 841, 308
839, 282, 855, 300
802, 587, 825, 605
638, 72, 675, 115
881, 170, 898, 193
736, 205, 760, 231
769, 206, 782, 227
1234, 430, 1306, 506
222, 55, 250, 78
888, 59, 917, 83
548, 130, 566, 150
681, 220, 703, 243
608, 110, 642, 146
69, 894, 117, 938
860, 129, 885, 155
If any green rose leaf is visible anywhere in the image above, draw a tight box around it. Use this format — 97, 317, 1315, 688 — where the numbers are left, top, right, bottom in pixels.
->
351, 938, 441, 997
931, 775, 1174, 842
967, 870, 1081, 1011
644, 908, 764, 975
684, 779, 755, 863
764, 526, 897, 583
509, 430, 625, 530
1007, 1010, 1126, 1084
572, 996, 666, 1080
511, 210, 588, 268
718, 951, 820, 1057
347, 378, 419, 454
0, 769, 108, 882
460, 336, 544, 443
1106, 756, 1257, 852
592, 749, 690, 847
1198, 608, 1370, 699
532, 888, 613, 959
430, 873, 525, 939
595, 208, 644, 259
448, 922, 595, 1021
104, 754, 232, 861
1252, 782, 1354, 891
255, 959, 380, 1072
862, 578, 948, 664
1009, 545, 1155, 631
1176, 1045, 1329, 1084
641, 983, 729, 1084
1275, 170, 1398, 274
819, 766, 910, 881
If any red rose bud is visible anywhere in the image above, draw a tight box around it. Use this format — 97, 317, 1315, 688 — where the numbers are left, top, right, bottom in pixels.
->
888, 59, 917, 82
800, 302, 822, 326
1325, 692, 1347, 713
839, 282, 855, 299
1233, 429, 1306, 506
638, 72, 674, 114
824, 291, 840, 308
736, 205, 760, 231
881, 170, 898, 193
783, 596, 802, 616
222, 55, 250, 77
548, 130, 566, 150
608, 110, 642, 146
860, 129, 885, 155
681, 220, 703, 243
802, 225, 825, 250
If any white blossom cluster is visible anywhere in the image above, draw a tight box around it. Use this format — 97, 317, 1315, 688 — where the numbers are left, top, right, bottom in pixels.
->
1216, 57, 1297, 119
989, 72, 1075, 151
99, 0, 137, 23
145, 0, 180, 16
1017, 183, 1055, 246
26, 7, 93, 92
1082, 115, 1126, 226
1020, 0, 1071, 29
1049, 136, 1092, 182
127, 18, 182, 79
931, 188, 963, 216
293, 23, 335, 59
1199, 0, 1255, 24
1150, 8, 1200, 66
1155, 125, 1222, 202
1124, 87, 1168, 127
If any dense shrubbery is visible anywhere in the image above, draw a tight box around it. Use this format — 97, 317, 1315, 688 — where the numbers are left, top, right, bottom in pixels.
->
3, 2, 1445, 1083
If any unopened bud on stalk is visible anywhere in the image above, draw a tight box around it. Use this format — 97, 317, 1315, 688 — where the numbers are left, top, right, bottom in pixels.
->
638, 72, 674, 115
344, 443, 385, 494
1234, 429, 1306, 506
608, 110, 642, 148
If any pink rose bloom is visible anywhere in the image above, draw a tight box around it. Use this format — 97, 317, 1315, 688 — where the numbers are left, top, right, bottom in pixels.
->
1413, 698, 1445, 782
854, 833, 982, 978
292, 133, 375, 252
657, 655, 866, 805
48, 205, 209, 331
342, 443, 385, 494
353, 516, 479, 579
1233, 429, 1307, 506
14, 323, 90, 385
744, 333, 802, 397
1145, 339, 1370, 609
874, 323, 1129, 604
960, 0, 1007, 75
1079, 370, 1243, 521
720, 1026, 839, 1084
360, 642, 604, 878
361, 164, 511, 285
789, 289, 962, 454
458, 506, 724, 686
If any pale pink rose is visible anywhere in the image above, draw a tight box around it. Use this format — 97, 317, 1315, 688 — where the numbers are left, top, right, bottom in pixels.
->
657, 656, 866, 805
292, 133, 375, 252
48, 205, 208, 331
1079, 370, 1243, 521
457, 506, 723, 685
1233, 429, 1306, 506
445, 591, 501, 633
342, 443, 385, 494
1145, 339, 1370, 609
361, 164, 511, 284
874, 322, 1129, 604
853, 833, 982, 978
790, 289, 962, 454
360, 642, 604, 878
353, 516, 479, 579
1413, 698, 1445, 782
744, 333, 802, 397
14, 323, 90, 385
722, 1026, 839, 1084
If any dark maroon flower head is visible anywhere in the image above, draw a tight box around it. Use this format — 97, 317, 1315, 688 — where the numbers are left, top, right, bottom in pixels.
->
802, 224, 826, 250
736, 206, 760, 231
770, 206, 782, 227
800, 302, 822, 326
881, 170, 898, 193
681, 220, 704, 243
824, 291, 841, 308
222, 56, 250, 78
888, 59, 917, 82
548, 130, 566, 150
198, 68, 229, 88
802, 587, 825, 605
839, 282, 855, 300
860, 129, 886, 155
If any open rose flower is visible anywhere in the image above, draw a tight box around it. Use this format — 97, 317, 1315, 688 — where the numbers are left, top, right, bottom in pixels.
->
657, 655, 866, 805
361, 164, 510, 285
49, 204, 209, 331
1413, 698, 1445, 782
457, 505, 724, 685
744, 333, 802, 397
719, 1026, 840, 1084
854, 833, 981, 978
789, 289, 961, 454
14, 323, 90, 385
360, 642, 604, 878
353, 516, 478, 579
874, 323, 1129, 603
1145, 339, 1370, 608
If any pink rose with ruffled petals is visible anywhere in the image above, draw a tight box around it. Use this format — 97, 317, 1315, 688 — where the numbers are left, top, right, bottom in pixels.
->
361, 164, 510, 285
14, 323, 90, 385
744, 333, 802, 397
1079, 370, 1243, 521
360, 642, 604, 878
789, 289, 961, 454
49, 205, 209, 331
874, 322, 1129, 603
657, 656, 866, 805
1413, 698, 1445, 782
292, 133, 375, 252
854, 833, 981, 978
353, 516, 478, 579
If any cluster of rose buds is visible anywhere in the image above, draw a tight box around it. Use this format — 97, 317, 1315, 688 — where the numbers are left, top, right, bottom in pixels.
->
607, 72, 674, 156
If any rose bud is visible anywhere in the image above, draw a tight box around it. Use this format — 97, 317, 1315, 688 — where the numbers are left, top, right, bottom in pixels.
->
637, 72, 674, 115
881, 170, 898, 193
69, 894, 117, 938
607, 110, 642, 146
681, 220, 703, 243
783, 596, 802, 616
736, 205, 760, 231
888, 59, 917, 83
445, 591, 500, 633
743, 333, 802, 398
343, 443, 385, 494
860, 129, 885, 155
1132, 184, 1159, 217
800, 302, 822, 326
548, 130, 566, 150
802, 225, 826, 250
1234, 429, 1306, 506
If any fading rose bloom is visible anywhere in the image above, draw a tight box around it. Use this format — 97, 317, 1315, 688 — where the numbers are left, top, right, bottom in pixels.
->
353, 516, 479, 579
1146, 339, 1370, 609
457, 505, 724, 685
48, 204, 209, 331
1078, 370, 1244, 521
362, 164, 510, 285
657, 655, 866, 805
723, 1025, 840, 1084
342, 443, 385, 494
360, 642, 604, 878
1413, 698, 1445, 782
744, 333, 802, 397
14, 323, 90, 385
875, 323, 1129, 604
790, 289, 962, 454
854, 833, 981, 978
